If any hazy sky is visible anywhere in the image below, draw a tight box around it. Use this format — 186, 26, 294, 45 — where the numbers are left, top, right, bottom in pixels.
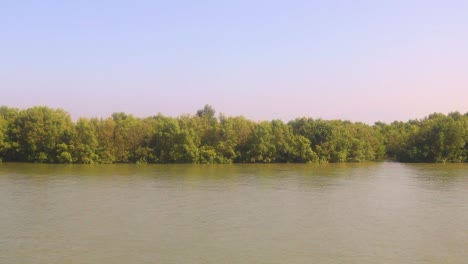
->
1, 0, 468, 123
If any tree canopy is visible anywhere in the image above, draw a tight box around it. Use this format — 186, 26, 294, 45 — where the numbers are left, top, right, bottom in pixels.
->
0, 105, 467, 163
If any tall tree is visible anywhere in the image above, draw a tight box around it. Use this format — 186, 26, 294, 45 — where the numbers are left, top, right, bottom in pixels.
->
10, 106, 74, 162
72, 118, 99, 163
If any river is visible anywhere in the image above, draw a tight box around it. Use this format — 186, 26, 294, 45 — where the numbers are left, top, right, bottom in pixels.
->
1, 162, 467, 263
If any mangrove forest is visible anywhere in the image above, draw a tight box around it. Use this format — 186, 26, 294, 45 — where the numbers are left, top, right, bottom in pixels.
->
1, 105, 468, 164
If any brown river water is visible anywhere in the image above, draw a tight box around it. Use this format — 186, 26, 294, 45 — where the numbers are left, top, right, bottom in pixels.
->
1, 162, 467, 263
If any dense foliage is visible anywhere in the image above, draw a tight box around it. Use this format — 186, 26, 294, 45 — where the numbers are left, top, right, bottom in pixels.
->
1, 105, 467, 163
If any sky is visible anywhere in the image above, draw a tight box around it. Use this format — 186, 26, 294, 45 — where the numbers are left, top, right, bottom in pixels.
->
1, 0, 468, 123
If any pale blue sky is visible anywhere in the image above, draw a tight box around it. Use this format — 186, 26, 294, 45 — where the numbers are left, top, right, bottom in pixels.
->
1, 0, 467, 123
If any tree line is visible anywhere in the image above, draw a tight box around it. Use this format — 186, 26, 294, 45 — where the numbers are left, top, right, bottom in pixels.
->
0, 105, 467, 164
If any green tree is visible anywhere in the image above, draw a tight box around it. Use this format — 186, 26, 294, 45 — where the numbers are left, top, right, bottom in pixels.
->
2, 104, 468, 164
0, 106, 19, 161
244, 121, 276, 163
0, 116, 7, 161
111, 113, 154, 163
72, 118, 99, 163
150, 116, 199, 163
400, 114, 468, 162
271, 120, 317, 162
10, 106, 74, 163
92, 118, 116, 163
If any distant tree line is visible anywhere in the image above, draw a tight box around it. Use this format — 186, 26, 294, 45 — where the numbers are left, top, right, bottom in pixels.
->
0, 105, 467, 163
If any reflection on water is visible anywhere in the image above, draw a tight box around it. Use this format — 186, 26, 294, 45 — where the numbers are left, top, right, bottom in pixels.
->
0, 162, 467, 264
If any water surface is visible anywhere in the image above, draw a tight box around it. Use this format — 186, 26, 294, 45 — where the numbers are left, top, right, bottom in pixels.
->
1, 162, 467, 263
